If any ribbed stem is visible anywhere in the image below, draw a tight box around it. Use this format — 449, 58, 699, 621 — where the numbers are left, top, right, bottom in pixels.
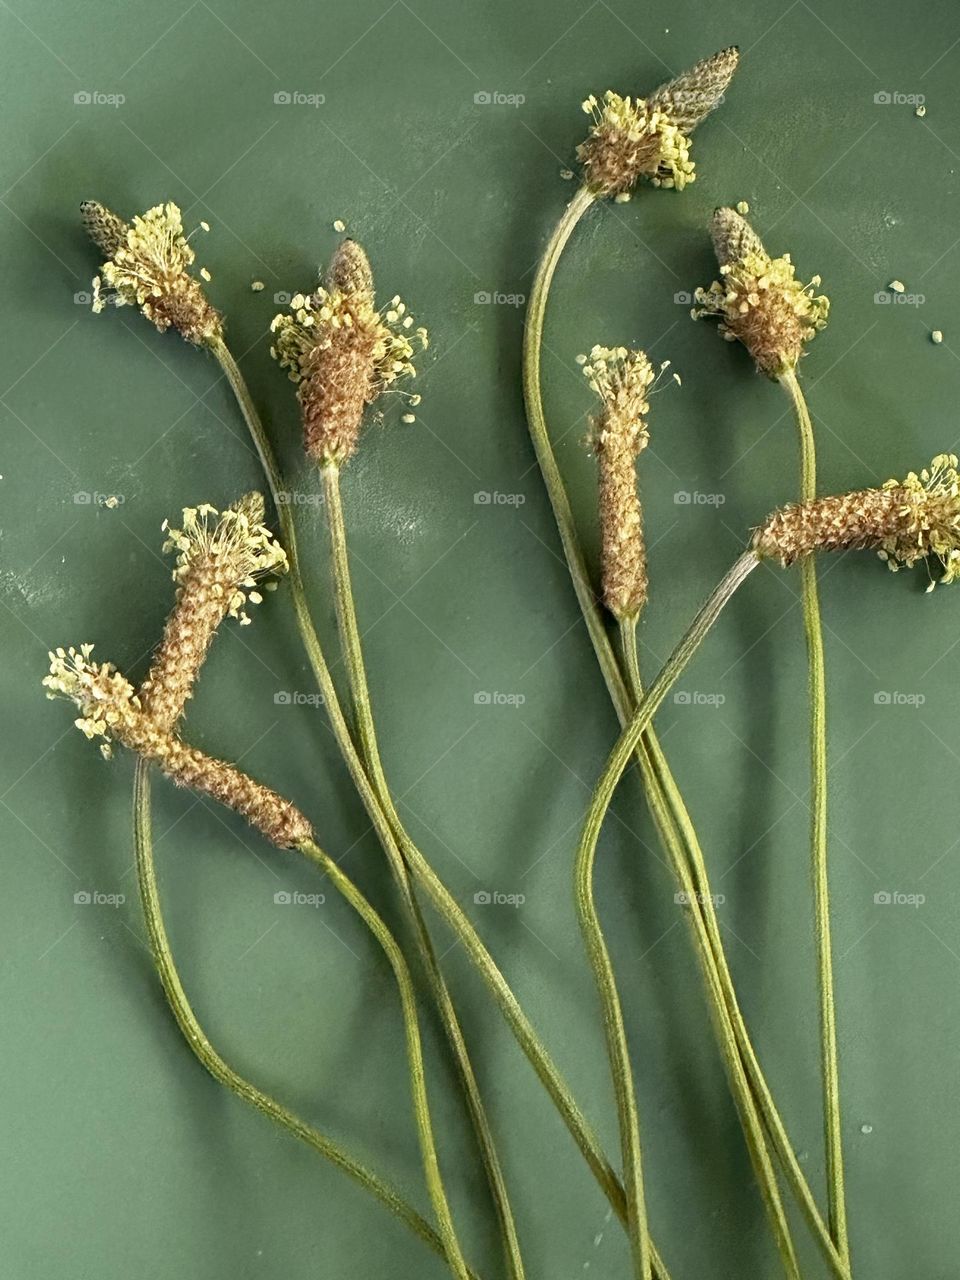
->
521, 197, 848, 1275
210, 337, 637, 1243
619, 623, 802, 1280
132, 760, 477, 1275
297, 836, 470, 1280
321, 462, 526, 1280
780, 368, 849, 1270
573, 651, 653, 1278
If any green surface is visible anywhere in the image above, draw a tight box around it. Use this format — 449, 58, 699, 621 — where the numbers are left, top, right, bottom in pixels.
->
2, 1, 959, 1276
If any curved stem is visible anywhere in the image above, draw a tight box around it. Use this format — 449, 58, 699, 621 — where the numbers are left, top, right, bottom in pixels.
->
620, 624, 803, 1280
573, 684, 652, 1278
321, 463, 526, 1280
780, 368, 848, 1269
132, 760, 474, 1275
521, 197, 847, 1274
210, 337, 634, 1244
297, 836, 470, 1280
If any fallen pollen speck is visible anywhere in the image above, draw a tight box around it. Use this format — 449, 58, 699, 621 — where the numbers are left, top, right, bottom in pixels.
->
916, 105, 926, 118
932, 330, 943, 344
889, 279, 906, 293
251, 280, 265, 292
860, 1123, 873, 1135
736, 200, 749, 214
333, 219, 346, 232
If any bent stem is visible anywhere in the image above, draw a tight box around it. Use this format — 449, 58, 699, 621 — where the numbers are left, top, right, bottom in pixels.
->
132, 760, 475, 1276
522, 204, 846, 1273
619, 623, 802, 1280
210, 336, 645, 1256
320, 460, 526, 1280
296, 835, 470, 1280
573, 705, 653, 1280
780, 367, 849, 1269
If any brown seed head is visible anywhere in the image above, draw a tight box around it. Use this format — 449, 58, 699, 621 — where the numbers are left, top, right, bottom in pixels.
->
90, 202, 222, 346
43, 645, 310, 847
693, 208, 829, 377
577, 47, 738, 199
270, 242, 427, 466
581, 346, 667, 618
139, 496, 287, 731
753, 454, 960, 590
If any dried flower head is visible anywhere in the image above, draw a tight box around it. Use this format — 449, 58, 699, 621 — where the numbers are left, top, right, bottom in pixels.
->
87, 201, 222, 346
43, 644, 310, 847
270, 240, 427, 467
753, 454, 960, 590
577, 47, 739, 198
139, 494, 287, 731
693, 208, 829, 377
580, 346, 672, 618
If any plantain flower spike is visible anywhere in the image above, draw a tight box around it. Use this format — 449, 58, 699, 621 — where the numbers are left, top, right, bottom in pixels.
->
42, 645, 310, 847
138, 494, 288, 731
577, 46, 739, 199
270, 239, 427, 468
580, 345, 673, 619
753, 454, 960, 591
83, 200, 222, 346
692, 207, 829, 377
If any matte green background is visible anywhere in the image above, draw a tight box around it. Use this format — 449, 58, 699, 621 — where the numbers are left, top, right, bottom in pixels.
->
2, 1, 958, 1276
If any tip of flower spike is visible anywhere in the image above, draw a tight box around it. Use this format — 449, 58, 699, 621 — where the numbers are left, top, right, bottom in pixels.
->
710, 206, 766, 267
325, 239, 375, 300
647, 46, 740, 134
80, 199, 130, 259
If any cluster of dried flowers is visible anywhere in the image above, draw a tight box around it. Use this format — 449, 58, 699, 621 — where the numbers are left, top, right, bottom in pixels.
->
40, 40, 956, 1280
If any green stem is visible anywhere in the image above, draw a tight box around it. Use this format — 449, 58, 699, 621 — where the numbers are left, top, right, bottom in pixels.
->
132, 760, 477, 1276
619, 624, 802, 1280
522, 197, 848, 1275
780, 367, 849, 1270
321, 463, 526, 1280
573, 667, 653, 1278
296, 835, 470, 1280
210, 337, 638, 1247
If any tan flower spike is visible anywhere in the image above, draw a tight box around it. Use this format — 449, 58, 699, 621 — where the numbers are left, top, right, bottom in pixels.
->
85, 200, 222, 346
577, 47, 739, 199
753, 454, 960, 590
580, 345, 673, 618
270, 240, 427, 467
43, 645, 310, 848
693, 207, 829, 377
139, 494, 288, 731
